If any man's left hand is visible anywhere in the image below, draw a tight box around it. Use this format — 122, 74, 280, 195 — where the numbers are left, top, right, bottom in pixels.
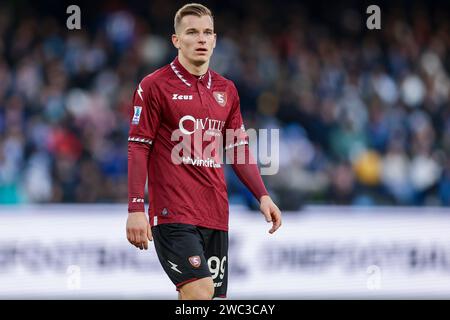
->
259, 195, 282, 234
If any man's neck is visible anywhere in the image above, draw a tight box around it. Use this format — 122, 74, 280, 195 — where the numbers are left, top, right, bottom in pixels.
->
178, 54, 209, 76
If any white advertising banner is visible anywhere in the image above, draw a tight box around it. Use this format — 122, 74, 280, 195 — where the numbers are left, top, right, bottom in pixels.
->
0, 205, 450, 299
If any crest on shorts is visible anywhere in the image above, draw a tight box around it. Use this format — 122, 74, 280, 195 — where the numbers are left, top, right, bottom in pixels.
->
213, 92, 227, 107
189, 255, 201, 268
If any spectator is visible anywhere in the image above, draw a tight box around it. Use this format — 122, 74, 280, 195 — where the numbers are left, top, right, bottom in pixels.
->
0, 0, 448, 207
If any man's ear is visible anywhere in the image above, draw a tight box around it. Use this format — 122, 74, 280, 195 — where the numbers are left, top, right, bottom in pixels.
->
213, 33, 217, 49
171, 34, 180, 49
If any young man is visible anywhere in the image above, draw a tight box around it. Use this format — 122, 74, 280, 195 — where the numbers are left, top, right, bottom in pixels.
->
126, 3, 282, 300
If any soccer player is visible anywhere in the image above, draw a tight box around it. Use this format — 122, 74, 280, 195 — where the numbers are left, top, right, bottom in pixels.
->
126, 3, 282, 300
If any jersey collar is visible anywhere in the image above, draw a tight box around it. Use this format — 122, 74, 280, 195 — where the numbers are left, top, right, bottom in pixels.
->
170, 56, 212, 90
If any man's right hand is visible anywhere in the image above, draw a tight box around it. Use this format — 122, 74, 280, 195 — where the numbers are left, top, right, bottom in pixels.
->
126, 212, 153, 250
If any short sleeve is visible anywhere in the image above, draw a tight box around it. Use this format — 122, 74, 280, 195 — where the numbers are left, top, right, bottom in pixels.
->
128, 80, 162, 146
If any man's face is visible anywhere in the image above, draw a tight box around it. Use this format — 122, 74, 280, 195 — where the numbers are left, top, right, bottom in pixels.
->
172, 15, 216, 66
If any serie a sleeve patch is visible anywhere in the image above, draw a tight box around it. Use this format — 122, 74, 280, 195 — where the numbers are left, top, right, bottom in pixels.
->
132, 106, 142, 125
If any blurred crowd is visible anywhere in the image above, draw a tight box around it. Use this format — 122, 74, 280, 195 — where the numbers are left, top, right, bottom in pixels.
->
0, 0, 449, 209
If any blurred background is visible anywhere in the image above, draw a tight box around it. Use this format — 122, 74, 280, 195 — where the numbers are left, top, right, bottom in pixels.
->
0, 0, 448, 210
0, 0, 450, 299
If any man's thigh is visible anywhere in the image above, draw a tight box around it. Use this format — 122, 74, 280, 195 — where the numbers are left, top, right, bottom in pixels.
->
199, 227, 229, 298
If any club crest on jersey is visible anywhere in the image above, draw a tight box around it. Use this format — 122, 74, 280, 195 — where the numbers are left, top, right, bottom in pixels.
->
132, 106, 142, 125
188, 256, 201, 268
213, 92, 227, 107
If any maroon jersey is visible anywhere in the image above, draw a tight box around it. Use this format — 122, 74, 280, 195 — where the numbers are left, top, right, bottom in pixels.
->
128, 57, 248, 231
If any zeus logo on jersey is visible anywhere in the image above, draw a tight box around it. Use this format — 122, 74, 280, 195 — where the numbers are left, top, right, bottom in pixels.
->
179, 115, 225, 136
132, 106, 142, 125
173, 94, 193, 100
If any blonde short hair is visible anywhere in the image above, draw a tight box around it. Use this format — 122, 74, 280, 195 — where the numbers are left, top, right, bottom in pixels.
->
174, 3, 214, 33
